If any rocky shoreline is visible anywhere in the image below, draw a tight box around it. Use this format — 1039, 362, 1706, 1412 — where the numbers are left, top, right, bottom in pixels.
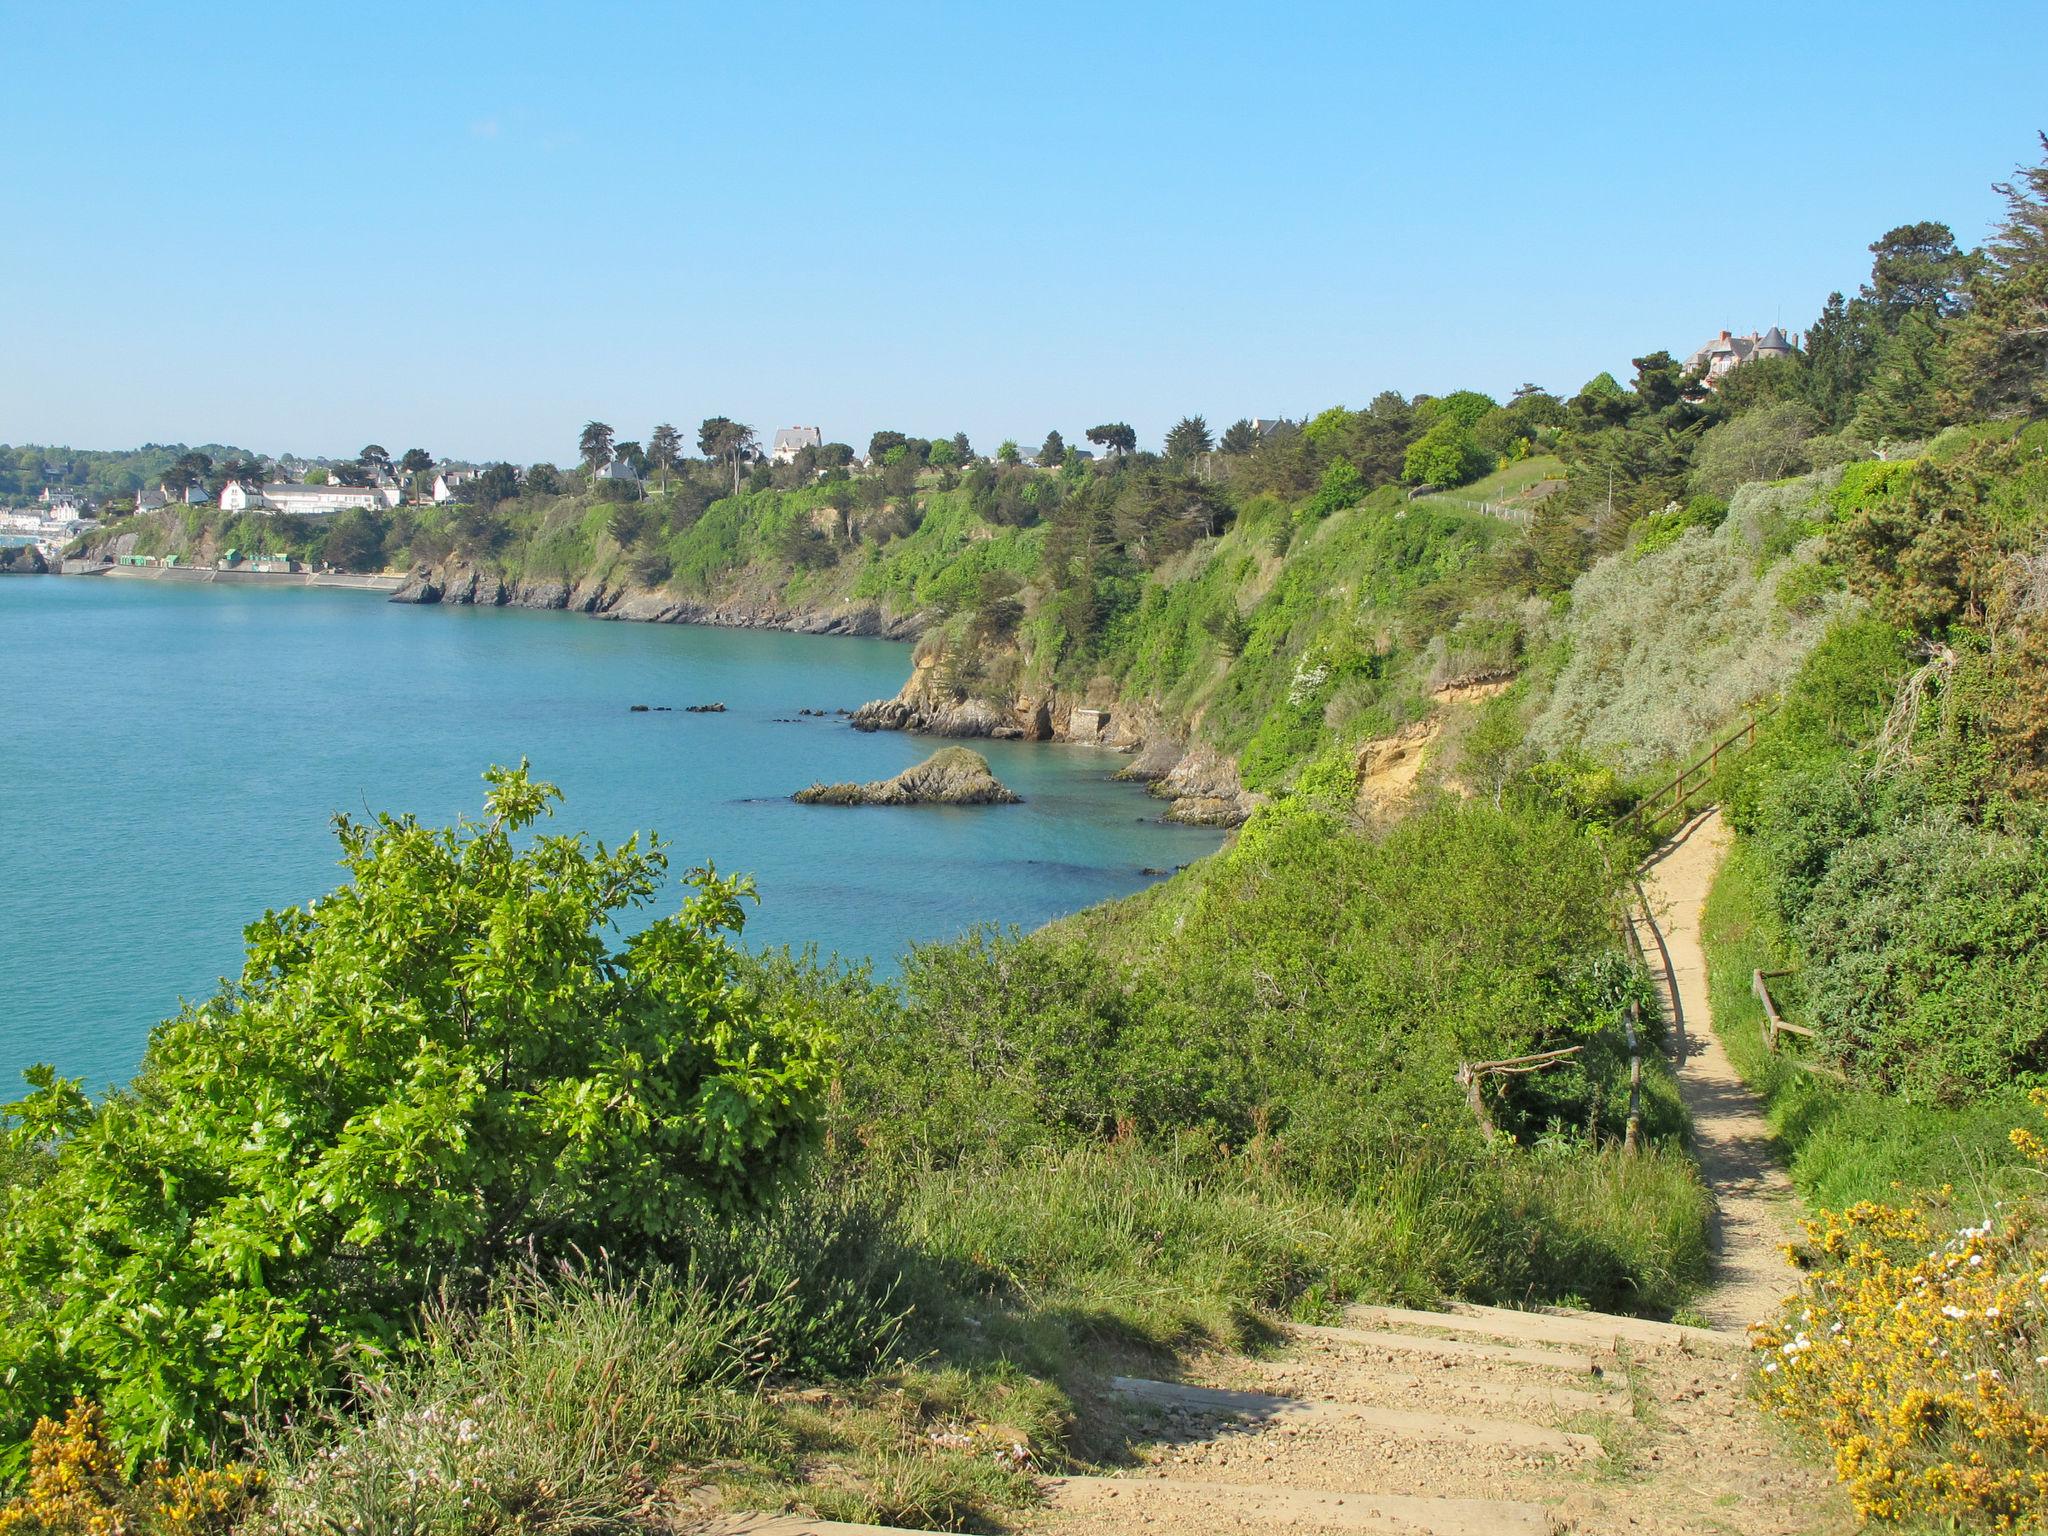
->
388, 561, 925, 639
63, 541, 1255, 829
845, 649, 1257, 828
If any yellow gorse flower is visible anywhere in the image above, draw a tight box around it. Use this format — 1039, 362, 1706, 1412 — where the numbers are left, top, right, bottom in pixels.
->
0, 1401, 260, 1536
1751, 1097, 2048, 1531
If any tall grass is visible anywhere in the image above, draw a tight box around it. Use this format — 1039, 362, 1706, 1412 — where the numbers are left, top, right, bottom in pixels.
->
1700, 842, 2034, 1209
887, 1137, 1711, 1341
253, 1267, 786, 1536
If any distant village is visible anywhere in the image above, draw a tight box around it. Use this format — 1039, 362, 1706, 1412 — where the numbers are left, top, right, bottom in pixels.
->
3, 325, 1798, 563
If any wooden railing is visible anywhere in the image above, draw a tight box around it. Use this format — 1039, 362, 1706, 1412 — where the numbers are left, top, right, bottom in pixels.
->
1454, 999, 1647, 1152
1752, 969, 1846, 1080
1622, 707, 1774, 835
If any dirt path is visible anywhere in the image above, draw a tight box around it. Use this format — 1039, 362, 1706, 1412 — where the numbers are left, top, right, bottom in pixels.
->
1636, 810, 1803, 1330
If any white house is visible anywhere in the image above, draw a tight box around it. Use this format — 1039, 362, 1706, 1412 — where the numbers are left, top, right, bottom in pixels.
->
432, 470, 479, 503
39, 490, 93, 520
135, 488, 169, 514
1684, 327, 1797, 385
770, 426, 822, 464
372, 476, 405, 510
220, 482, 379, 517
591, 460, 641, 482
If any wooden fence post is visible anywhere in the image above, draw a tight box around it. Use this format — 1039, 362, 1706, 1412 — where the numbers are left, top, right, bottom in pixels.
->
1455, 1062, 1497, 1144
1623, 1002, 1643, 1155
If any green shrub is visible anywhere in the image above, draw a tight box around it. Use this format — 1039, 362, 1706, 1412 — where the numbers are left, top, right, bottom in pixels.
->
1403, 419, 1488, 488
0, 767, 828, 1467
1700, 843, 2035, 1207
1798, 814, 2048, 1098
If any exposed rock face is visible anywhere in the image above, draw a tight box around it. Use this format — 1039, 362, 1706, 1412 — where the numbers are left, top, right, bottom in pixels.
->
848, 695, 1011, 737
1354, 718, 1440, 818
389, 559, 926, 639
1152, 744, 1258, 827
0, 545, 48, 575
794, 747, 1021, 807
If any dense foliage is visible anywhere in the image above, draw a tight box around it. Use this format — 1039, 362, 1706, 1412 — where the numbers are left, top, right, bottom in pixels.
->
0, 767, 826, 1466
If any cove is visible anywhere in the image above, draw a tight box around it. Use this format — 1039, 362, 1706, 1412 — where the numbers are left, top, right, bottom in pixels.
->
0, 578, 1225, 1093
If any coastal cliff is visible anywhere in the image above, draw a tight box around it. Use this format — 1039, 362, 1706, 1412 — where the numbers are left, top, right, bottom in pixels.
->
388, 559, 927, 639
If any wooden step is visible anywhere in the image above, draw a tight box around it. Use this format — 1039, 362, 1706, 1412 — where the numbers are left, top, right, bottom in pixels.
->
1048, 1475, 1559, 1535
1110, 1377, 1601, 1457
697, 1517, 931, 1536
1289, 1323, 1604, 1376
1249, 1360, 1621, 1418
1345, 1301, 1705, 1356
1465, 1300, 1742, 1352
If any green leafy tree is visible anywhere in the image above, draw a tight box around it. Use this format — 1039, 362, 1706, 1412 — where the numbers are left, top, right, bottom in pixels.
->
996, 439, 1021, 464
578, 421, 615, 473
1852, 310, 1949, 441
359, 444, 391, 475
1218, 419, 1258, 455
867, 430, 907, 464
698, 417, 756, 496
1037, 430, 1066, 466
647, 423, 682, 491
926, 436, 959, 468
525, 462, 561, 496
1801, 292, 1873, 429
1163, 415, 1213, 461
399, 448, 433, 477
1085, 422, 1137, 458
1413, 390, 1498, 430
1403, 419, 1488, 487
1949, 133, 2048, 415
0, 766, 826, 1465
1860, 220, 1974, 328
949, 431, 973, 462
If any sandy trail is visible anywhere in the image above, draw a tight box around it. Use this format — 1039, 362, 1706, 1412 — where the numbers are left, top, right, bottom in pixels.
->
1636, 809, 1802, 1330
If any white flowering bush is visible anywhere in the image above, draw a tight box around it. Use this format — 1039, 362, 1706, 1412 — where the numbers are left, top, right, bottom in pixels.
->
1529, 471, 1853, 773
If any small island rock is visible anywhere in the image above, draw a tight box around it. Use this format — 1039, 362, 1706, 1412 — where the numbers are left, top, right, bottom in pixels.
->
794, 747, 1021, 807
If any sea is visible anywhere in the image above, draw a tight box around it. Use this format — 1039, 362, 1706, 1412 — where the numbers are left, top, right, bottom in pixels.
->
0, 577, 1223, 1093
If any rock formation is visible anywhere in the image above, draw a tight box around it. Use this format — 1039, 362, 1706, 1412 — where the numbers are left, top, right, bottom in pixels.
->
794, 747, 1021, 807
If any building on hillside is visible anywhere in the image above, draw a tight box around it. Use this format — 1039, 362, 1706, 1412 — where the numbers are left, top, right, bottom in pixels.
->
219, 481, 380, 517
372, 476, 405, 510
135, 488, 168, 514
591, 459, 641, 482
1250, 418, 1292, 439
1684, 327, 1798, 385
432, 469, 479, 503
770, 426, 822, 464
39, 490, 94, 520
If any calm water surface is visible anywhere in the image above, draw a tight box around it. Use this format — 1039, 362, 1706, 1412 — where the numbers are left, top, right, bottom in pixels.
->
0, 578, 1223, 1092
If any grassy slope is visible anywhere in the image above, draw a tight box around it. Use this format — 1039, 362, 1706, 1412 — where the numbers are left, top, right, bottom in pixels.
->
1412, 453, 1566, 509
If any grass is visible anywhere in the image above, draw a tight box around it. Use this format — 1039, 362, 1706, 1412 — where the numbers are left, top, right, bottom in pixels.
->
1699, 840, 2035, 1210
1413, 454, 1565, 508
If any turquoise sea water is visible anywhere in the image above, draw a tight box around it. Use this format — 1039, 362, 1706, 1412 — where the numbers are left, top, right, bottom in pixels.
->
0, 578, 1223, 1094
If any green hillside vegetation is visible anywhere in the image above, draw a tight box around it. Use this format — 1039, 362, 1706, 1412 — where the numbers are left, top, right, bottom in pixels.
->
6, 137, 2047, 1534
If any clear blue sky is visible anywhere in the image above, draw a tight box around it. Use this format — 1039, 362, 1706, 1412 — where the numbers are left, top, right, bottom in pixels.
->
4, 2, 2040, 465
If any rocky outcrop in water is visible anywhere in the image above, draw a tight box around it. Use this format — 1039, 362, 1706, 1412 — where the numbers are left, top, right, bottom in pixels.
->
794, 747, 1021, 807
0, 545, 48, 575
